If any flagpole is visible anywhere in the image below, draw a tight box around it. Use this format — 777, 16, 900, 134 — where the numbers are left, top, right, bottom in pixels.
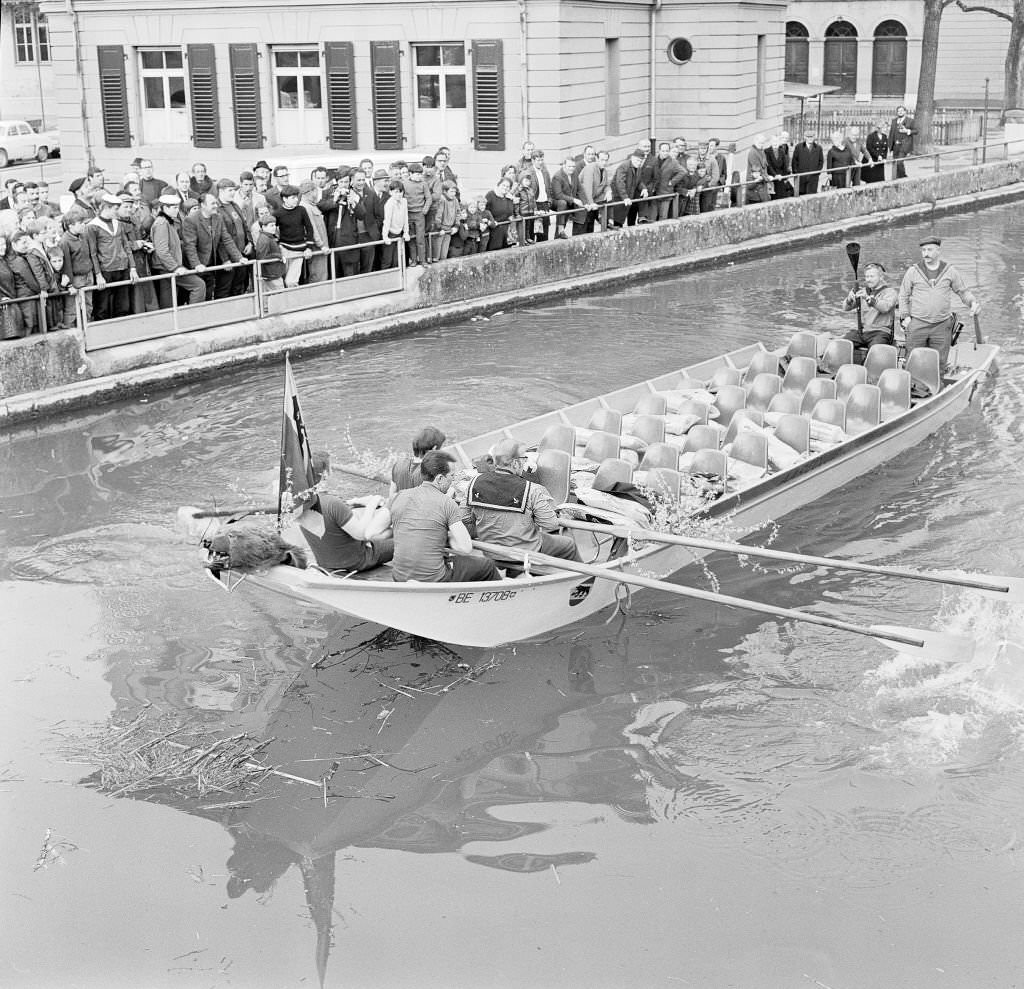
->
277, 354, 291, 526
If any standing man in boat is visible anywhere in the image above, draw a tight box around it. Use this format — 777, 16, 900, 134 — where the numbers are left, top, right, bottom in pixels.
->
897, 236, 980, 367
841, 261, 898, 363
467, 439, 581, 562
390, 451, 501, 583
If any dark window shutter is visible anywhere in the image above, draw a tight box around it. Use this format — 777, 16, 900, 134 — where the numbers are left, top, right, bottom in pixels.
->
472, 40, 505, 151
324, 41, 357, 150
229, 43, 264, 149
187, 44, 221, 148
97, 45, 130, 148
370, 41, 403, 150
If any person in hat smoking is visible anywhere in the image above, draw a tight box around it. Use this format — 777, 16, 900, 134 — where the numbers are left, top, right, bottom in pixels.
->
467, 438, 581, 562
897, 236, 980, 367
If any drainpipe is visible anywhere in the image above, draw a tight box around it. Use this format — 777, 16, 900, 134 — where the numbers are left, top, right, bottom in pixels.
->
649, 0, 662, 151
65, 0, 93, 166
519, 0, 529, 142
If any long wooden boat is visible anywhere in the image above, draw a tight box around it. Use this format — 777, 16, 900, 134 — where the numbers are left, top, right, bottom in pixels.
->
205, 337, 999, 648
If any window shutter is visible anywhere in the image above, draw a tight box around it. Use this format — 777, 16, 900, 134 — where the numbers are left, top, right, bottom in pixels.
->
187, 44, 221, 148
97, 45, 130, 148
472, 40, 505, 152
324, 42, 357, 150
370, 41, 403, 150
229, 43, 264, 149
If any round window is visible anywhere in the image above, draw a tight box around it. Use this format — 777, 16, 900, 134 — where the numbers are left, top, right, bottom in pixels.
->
668, 38, 693, 65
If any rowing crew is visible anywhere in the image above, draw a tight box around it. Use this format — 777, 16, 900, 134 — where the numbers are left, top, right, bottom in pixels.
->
841, 235, 980, 367
292, 433, 580, 584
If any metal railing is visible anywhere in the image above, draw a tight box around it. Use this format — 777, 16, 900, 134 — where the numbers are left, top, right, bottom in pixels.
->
782, 106, 994, 146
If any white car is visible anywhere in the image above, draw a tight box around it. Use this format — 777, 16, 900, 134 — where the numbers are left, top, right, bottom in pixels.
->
0, 120, 60, 168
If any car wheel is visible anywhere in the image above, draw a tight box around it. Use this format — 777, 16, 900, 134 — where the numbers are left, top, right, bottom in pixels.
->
36, 146, 48, 162
0, 149, 8, 169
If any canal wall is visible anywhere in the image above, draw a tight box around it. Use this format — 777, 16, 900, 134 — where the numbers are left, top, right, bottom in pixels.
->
3, 158, 1023, 426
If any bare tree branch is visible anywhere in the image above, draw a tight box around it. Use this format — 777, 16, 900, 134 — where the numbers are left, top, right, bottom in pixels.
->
955, 0, 1013, 19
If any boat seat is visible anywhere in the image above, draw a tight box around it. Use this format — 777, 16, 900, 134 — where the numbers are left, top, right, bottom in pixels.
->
709, 367, 742, 391
782, 355, 819, 395
800, 377, 837, 415
746, 373, 783, 413
644, 467, 683, 502
767, 391, 802, 416
877, 368, 912, 420
820, 338, 854, 375
713, 384, 747, 428
844, 383, 882, 435
535, 448, 572, 505
629, 413, 666, 446
680, 424, 721, 454
834, 362, 867, 403
634, 393, 668, 416
688, 448, 728, 484
639, 442, 680, 471
723, 408, 764, 446
810, 398, 847, 430
728, 430, 769, 472
744, 350, 780, 382
592, 457, 633, 492
675, 398, 711, 424
538, 423, 576, 455
864, 343, 899, 385
581, 430, 621, 463
905, 346, 942, 399
774, 413, 811, 454
785, 330, 820, 360
586, 408, 623, 434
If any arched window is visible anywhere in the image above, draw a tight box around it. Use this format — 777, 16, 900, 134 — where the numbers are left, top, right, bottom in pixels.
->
873, 20, 908, 98
785, 22, 809, 84
824, 20, 858, 96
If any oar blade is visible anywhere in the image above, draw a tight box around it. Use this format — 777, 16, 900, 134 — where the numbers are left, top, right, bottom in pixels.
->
869, 624, 976, 664
927, 571, 1024, 604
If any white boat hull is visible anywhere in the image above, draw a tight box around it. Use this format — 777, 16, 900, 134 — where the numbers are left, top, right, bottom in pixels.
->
227, 341, 998, 648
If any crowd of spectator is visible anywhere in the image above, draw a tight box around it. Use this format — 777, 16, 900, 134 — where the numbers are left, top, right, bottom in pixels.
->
0, 113, 916, 341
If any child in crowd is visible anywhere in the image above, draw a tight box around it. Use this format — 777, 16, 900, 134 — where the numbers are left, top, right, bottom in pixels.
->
59, 208, 95, 326
467, 197, 494, 253
449, 205, 472, 257
254, 216, 286, 294
430, 181, 460, 263
381, 180, 409, 269
403, 163, 428, 266
421, 155, 442, 236
516, 174, 538, 245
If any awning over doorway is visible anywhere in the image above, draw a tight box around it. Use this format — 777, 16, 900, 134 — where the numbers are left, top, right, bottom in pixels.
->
784, 83, 841, 137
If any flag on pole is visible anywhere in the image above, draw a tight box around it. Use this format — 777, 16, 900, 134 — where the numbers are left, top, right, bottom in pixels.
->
278, 355, 316, 523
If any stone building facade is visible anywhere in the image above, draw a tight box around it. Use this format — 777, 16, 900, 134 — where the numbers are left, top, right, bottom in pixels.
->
0, 0, 56, 124
37, 0, 787, 192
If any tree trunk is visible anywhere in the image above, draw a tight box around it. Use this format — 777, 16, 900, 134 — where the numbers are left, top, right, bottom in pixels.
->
1007, 0, 1024, 109
915, 0, 950, 153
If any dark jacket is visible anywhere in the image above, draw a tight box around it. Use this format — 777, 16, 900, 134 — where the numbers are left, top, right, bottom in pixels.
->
792, 141, 824, 178
182, 211, 242, 268
888, 114, 916, 155
219, 202, 252, 258
611, 160, 642, 201
360, 187, 384, 240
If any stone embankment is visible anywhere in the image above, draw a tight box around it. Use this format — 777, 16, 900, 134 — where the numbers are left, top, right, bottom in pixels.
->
2, 159, 1022, 426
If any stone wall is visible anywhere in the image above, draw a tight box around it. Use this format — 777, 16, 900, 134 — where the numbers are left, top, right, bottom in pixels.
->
3, 158, 1023, 422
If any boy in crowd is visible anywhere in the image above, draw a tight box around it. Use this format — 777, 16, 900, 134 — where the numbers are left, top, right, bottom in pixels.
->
403, 163, 429, 266
254, 216, 286, 293
381, 180, 409, 269
430, 181, 460, 262
59, 208, 95, 326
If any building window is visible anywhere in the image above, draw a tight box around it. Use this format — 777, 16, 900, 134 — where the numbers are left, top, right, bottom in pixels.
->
413, 43, 467, 146
756, 35, 766, 118
605, 38, 620, 137
785, 22, 809, 85
139, 48, 189, 144
14, 5, 49, 64
273, 48, 324, 144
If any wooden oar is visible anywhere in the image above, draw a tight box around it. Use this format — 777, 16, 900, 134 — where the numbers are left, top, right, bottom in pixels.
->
472, 540, 975, 663
558, 518, 1024, 603
973, 314, 985, 344
846, 241, 863, 333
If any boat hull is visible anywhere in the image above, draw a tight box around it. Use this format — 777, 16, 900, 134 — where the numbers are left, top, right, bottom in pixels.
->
233, 341, 998, 647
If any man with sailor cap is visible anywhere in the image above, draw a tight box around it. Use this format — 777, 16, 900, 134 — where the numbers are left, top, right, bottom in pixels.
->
897, 235, 980, 367
86, 191, 138, 319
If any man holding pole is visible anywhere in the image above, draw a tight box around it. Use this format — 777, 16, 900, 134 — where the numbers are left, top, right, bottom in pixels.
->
897, 236, 980, 367
842, 260, 898, 363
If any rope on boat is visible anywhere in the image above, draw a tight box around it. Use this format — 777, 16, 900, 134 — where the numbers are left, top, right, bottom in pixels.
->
605, 581, 633, 623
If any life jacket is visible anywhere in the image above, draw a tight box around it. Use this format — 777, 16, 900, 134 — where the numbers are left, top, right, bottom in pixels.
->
467, 469, 531, 514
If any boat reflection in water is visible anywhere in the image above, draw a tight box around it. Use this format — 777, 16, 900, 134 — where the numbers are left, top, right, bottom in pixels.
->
107, 608, 727, 986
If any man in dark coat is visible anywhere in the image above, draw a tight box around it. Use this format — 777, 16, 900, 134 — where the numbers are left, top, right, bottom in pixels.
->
888, 105, 917, 179
791, 131, 824, 196
182, 193, 243, 300
611, 149, 645, 226
215, 178, 253, 296
863, 122, 889, 183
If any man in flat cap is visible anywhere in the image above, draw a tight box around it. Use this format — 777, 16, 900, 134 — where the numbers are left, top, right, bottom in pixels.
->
467, 438, 581, 564
897, 236, 980, 369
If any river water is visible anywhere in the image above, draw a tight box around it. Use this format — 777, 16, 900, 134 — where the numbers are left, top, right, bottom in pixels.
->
2, 205, 1024, 989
